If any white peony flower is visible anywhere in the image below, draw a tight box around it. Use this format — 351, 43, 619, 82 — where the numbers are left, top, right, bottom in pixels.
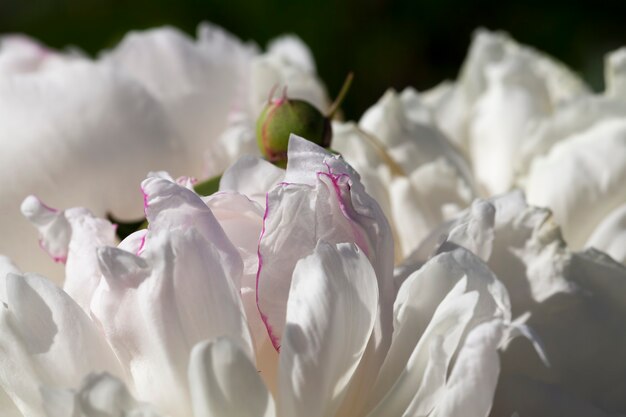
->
1, 137, 524, 416
336, 29, 626, 265
0, 24, 327, 283
332, 88, 476, 260
411, 191, 626, 415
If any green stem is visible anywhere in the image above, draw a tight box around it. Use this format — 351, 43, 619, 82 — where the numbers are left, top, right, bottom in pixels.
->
327, 72, 354, 118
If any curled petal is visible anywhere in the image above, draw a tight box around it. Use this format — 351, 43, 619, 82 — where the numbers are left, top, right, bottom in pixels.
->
278, 242, 378, 417
189, 337, 275, 417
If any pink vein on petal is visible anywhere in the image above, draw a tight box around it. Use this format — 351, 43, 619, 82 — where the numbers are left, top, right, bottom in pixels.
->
318, 171, 373, 258
256, 189, 283, 352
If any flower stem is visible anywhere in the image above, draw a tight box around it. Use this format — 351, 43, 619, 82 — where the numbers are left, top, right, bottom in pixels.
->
327, 72, 354, 118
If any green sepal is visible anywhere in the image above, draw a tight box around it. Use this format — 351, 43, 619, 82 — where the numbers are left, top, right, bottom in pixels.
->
193, 174, 222, 196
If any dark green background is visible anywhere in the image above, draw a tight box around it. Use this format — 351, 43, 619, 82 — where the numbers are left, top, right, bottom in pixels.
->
2, 0, 625, 119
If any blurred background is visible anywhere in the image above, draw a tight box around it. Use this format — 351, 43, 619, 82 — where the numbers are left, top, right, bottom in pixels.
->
2, 0, 625, 120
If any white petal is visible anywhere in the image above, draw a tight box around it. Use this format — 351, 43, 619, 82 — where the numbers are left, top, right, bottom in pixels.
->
266, 35, 316, 74
21, 195, 71, 265
92, 228, 251, 415
0, 256, 20, 304
189, 337, 275, 417
1, 59, 187, 282
368, 248, 510, 415
249, 40, 328, 117
101, 25, 255, 176
445, 199, 495, 261
605, 47, 626, 98
0, 35, 77, 75
586, 203, 626, 264
141, 175, 243, 287
468, 54, 551, 194
278, 242, 378, 417
257, 136, 394, 354
429, 320, 504, 417
518, 95, 626, 177
526, 118, 626, 249
41, 373, 162, 417
0, 273, 123, 416
63, 208, 117, 310
219, 155, 285, 206
427, 28, 588, 154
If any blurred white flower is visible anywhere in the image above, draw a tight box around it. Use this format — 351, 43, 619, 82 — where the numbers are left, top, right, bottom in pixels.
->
0, 24, 327, 282
333, 29, 626, 265
410, 190, 626, 415
1, 137, 522, 416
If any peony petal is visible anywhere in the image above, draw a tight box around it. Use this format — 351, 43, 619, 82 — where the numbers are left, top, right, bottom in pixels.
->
41, 373, 162, 417
606, 47, 626, 98
0, 34, 77, 75
428, 320, 504, 417
517, 95, 626, 175
585, 203, 626, 264
278, 242, 378, 417
468, 54, 551, 194
1, 59, 187, 282
93, 229, 252, 416
101, 25, 255, 177
189, 337, 275, 417
367, 277, 478, 417
141, 175, 243, 288
219, 155, 285, 206
257, 135, 394, 351
526, 118, 626, 249
22, 196, 118, 308
0, 273, 123, 416
249, 37, 328, 117
368, 248, 510, 415
424, 29, 587, 153
21, 196, 71, 265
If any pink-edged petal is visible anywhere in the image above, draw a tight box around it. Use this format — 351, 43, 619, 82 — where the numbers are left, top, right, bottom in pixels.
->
258, 135, 394, 350
189, 337, 275, 417
278, 242, 378, 417
21, 196, 71, 265
21, 196, 117, 308
141, 175, 243, 288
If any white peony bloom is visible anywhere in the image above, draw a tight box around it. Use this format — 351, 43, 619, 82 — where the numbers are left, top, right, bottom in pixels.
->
1, 137, 525, 416
0, 24, 327, 283
332, 88, 476, 259
411, 191, 626, 415
342, 28, 626, 265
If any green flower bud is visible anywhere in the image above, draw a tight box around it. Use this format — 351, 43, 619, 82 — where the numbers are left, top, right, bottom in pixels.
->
256, 96, 332, 165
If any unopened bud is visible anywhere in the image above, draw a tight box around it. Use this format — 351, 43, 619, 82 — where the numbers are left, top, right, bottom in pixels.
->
256, 95, 331, 165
